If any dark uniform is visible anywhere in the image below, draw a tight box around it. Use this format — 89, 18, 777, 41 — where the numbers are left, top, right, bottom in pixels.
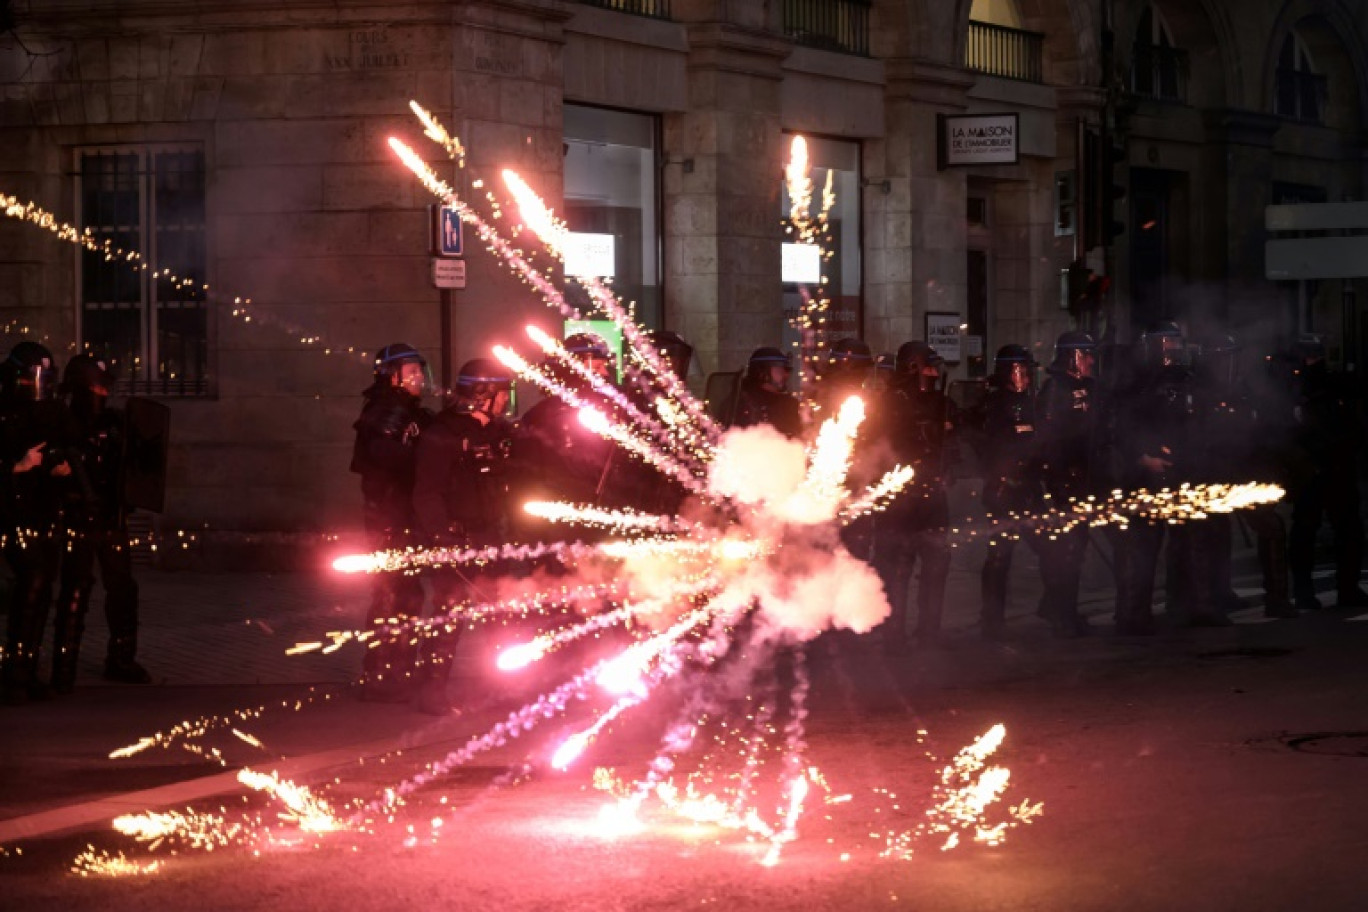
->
816, 339, 877, 563
731, 347, 803, 439
50, 354, 150, 693
977, 345, 1044, 639
514, 333, 631, 515
349, 343, 432, 700
1, 342, 75, 703
410, 359, 515, 715
1286, 335, 1367, 609
871, 340, 952, 651
1114, 323, 1229, 633
1186, 336, 1297, 619
1034, 331, 1100, 637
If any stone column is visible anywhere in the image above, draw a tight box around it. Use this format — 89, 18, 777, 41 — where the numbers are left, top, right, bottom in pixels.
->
864, 59, 975, 358
662, 21, 790, 376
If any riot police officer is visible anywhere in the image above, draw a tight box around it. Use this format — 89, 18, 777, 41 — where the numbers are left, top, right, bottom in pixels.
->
731, 347, 802, 439
1286, 334, 1367, 609
1, 341, 75, 703
977, 344, 1044, 639
871, 340, 953, 651
516, 332, 627, 510
645, 329, 695, 383
411, 359, 515, 715
349, 342, 432, 701
1188, 335, 1298, 619
812, 337, 875, 424
1114, 322, 1229, 633
1035, 330, 1099, 637
50, 354, 151, 693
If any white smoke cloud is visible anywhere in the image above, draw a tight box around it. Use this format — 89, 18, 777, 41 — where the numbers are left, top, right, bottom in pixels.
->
707, 424, 808, 509
700, 423, 892, 639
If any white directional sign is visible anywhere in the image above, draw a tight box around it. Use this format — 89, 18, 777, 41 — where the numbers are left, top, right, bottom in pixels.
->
431, 257, 467, 290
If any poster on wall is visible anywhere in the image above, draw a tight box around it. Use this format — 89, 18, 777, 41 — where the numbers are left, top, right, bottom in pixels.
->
926, 312, 963, 363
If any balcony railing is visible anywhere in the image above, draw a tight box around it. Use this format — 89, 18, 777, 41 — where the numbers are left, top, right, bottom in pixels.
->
965, 20, 1044, 84
1130, 44, 1187, 102
573, 0, 670, 20
1276, 68, 1328, 124
783, 0, 872, 57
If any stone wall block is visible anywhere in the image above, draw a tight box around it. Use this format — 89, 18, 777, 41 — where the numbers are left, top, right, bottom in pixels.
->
499, 79, 546, 128
138, 35, 167, 80
164, 78, 194, 121
414, 70, 453, 111
217, 76, 289, 120
108, 81, 138, 122
169, 34, 204, 78
138, 81, 166, 122
322, 70, 419, 118
53, 82, 82, 125
323, 163, 413, 211
189, 77, 223, 121
218, 254, 433, 304
107, 39, 140, 81
198, 31, 269, 78
217, 119, 365, 167
217, 211, 373, 259
74, 38, 109, 82
366, 209, 428, 255
215, 166, 323, 215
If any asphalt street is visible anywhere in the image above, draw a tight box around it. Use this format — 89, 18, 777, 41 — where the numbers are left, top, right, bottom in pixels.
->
2, 518, 1366, 911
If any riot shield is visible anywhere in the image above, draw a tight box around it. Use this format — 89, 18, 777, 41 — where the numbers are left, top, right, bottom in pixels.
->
704, 370, 742, 427
122, 396, 171, 513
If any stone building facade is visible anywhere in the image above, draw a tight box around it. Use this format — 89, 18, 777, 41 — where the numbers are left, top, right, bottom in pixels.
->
1, 0, 1366, 534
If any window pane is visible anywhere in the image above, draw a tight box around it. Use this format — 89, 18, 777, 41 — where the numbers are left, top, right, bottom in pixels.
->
78, 146, 209, 394
563, 105, 661, 330
780, 135, 862, 358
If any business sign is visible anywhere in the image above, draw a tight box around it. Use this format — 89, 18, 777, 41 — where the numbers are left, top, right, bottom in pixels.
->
431, 204, 463, 257
431, 257, 466, 290
781, 242, 822, 284
564, 231, 616, 279
938, 113, 1020, 168
926, 312, 963, 363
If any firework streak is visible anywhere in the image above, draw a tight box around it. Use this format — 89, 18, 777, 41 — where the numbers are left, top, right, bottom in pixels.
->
71, 104, 1273, 878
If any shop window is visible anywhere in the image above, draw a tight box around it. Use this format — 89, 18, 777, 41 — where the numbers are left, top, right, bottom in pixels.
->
563, 105, 662, 330
780, 135, 862, 355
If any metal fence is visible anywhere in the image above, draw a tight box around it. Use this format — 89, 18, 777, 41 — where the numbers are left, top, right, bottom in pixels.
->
783, 0, 871, 57
965, 20, 1044, 83
573, 0, 671, 19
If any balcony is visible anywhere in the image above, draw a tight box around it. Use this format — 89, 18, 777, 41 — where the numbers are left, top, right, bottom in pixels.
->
783, 0, 872, 57
1130, 44, 1187, 102
572, 0, 671, 20
965, 20, 1044, 84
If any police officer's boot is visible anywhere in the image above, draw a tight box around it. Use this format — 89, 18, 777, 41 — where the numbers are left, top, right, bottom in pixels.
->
980, 546, 1010, 640
914, 544, 951, 644
49, 596, 87, 695
1258, 521, 1298, 618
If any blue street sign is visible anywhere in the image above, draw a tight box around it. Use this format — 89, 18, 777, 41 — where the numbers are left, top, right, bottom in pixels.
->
433, 205, 463, 257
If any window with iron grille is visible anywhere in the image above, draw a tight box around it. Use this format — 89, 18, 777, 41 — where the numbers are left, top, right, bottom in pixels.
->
77, 146, 209, 397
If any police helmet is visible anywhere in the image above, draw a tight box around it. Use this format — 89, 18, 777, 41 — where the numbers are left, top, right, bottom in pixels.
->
746, 346, 791, 384
1195, 334, 1241, 385
646, 329, 694, 379
993, 343, 1034, 392
564, 332, 610, 360
1051, 330, 1096, 376
372, 342, 426, 378
1294, 333, 1326, 363
62, 352, 116, 395
1, 341, 58, 401
1138, 321, 1190, 371
894, 340, 943, 374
